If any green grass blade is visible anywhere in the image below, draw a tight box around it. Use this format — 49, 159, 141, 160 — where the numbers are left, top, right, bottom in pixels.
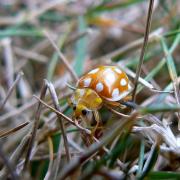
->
47, 32, 69, 81
140, 104, 180, 114
160, 37, 178, 81
74, 16, 87, 76
0, 29, 44, 38
137, 140, 145, 175
164, 29, 180, 38
137, 142, 159, 180
137, 31, 180, 94
87, 0, 144, 15
148, 171, 180, 179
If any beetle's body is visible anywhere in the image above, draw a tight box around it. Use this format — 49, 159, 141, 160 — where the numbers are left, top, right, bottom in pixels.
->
78, 66, 132, 101
69, 66, 132, 135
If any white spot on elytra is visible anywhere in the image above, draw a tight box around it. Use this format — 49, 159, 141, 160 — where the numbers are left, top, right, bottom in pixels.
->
104, 68, 115, 85
96, 82, 103, 92
83, 78, 91, 87
114, 68, 122, 74
112, 88, 119, 98
120, 78, 127, 86
88, 68, 99, 74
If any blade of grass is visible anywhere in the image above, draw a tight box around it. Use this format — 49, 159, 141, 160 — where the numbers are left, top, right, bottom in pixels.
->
164, 29, 180, 38
74, 16, 87, 76
0, 135, 30, 179
137, 140, 145, 175
140, 104, 180, 114
0, 71, 24, 111
132, 0, 154, 101
0, 122, 29, 138
47, 30, 69, 81
0, 29, 44, 38
108, 131, 133, 168
160, 35, 180, 130
137, 30, 180, 94
87, 0, 144, 15
0, 145, 19, 180
44, 136, 54, 180
148, 171, 180, 179
44, 30, 78, 82
137, 140, 159, 180
23, 80, 48, 170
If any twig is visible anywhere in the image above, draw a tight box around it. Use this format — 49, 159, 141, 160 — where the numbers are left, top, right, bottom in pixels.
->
33, 95, 91, 134
0, 99, 36, 123
44, 30, 78, 82
44, 136, 54, 180
0, 89, 72, 123
23, 80, 48, 170
0, 121, 29, 138
0, 135, 30, 179
2, 38, 14, 88
0, 146, 19, 180
0, 71, 24, 111
14, 47, 48, 63
46, 81, 71, 179
132, 0, 154, 101
47, 83, 70, 160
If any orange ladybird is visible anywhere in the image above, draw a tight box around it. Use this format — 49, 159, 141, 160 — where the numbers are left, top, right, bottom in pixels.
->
70, 66, 132, 120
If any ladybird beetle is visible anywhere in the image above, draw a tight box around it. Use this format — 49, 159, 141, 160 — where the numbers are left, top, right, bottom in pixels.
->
69, 66, 132, 134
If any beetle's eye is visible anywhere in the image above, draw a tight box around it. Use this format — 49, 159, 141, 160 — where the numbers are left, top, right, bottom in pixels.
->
81, 109, 87, 115
73, 106, 76, 111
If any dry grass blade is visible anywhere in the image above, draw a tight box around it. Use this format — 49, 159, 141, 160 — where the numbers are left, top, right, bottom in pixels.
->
14, 47, 48, 63
0, 99, 36, 123
33, 95, 91, 135
44, 136, 54, 180
44, 30, 78, 82
132, 0, 154, 101
2, 38, 14, 88
0, 146, 19, 180
45, 81, 71, 179
46, 81, 71, 161
23, 80, 48, 170
0, 71, 24, 111
0, 135, 30, 179
0, 121, 29, 138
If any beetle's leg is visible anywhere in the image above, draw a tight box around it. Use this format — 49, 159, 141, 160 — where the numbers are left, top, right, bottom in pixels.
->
121, 100, 138, 109
91, 110, 100, 138
122, 95, 132, 102
104, 100, 125, 109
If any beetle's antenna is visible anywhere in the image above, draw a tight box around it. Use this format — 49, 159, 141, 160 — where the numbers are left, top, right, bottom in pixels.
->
66, 83, 76, 90
132, 0, 154, 102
